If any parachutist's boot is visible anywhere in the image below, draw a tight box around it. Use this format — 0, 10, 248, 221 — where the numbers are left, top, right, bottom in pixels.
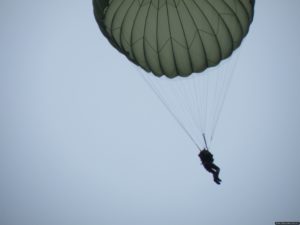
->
214, 179, 221, 185
214, 177, 222, 185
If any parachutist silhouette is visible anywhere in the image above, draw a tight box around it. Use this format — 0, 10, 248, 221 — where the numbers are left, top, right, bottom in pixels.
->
198, 149, 222, 185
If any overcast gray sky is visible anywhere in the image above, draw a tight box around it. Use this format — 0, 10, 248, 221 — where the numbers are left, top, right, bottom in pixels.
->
0, 1, 299, 225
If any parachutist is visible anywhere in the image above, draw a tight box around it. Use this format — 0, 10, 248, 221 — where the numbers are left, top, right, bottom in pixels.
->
198, 149, 222, 185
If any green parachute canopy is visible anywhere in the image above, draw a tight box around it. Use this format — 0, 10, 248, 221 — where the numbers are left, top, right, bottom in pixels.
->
93, 0, 255, 78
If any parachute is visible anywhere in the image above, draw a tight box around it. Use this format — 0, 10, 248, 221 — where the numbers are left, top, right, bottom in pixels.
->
93, 0, 255, 149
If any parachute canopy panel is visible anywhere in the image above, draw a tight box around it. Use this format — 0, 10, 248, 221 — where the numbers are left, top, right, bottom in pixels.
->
93, 0, 255, 78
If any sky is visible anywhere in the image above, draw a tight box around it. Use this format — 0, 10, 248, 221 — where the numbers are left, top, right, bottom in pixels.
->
0, 1, 299, 225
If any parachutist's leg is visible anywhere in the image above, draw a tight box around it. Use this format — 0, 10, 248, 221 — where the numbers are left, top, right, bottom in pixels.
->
203, 164, 221, 184
211, 164, 220, 174
203, 164, 214, 174
211, 164, 221, 183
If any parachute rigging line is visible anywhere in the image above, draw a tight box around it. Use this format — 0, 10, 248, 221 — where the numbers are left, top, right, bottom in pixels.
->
137, 67, 202, 150
202, 133, 209, 150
